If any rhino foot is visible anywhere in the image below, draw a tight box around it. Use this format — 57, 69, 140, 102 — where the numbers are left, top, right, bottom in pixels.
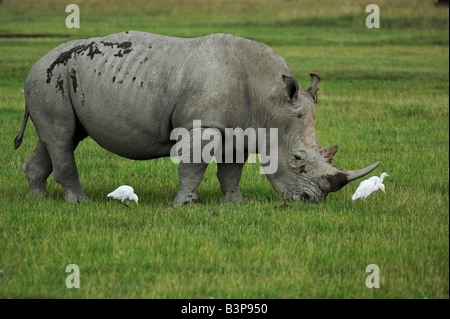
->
220, 191, 246, 203
64, 191, 91, 203
171, 193, 203, 206
27, 189, 48, 198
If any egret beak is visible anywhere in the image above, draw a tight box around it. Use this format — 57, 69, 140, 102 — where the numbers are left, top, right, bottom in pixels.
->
387, 174, 391, 177
136, 201, 139, 206
382, 189, 386, 194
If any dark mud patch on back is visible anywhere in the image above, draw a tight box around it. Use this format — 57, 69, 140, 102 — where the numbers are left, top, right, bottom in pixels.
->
101, 41, 133, 58
46, 41, 103, 83
56, 74, 64, 96
86, 45, 102, 59
70, 68, 78, 93
101, 41, 132, 49
114, 48, 133, 57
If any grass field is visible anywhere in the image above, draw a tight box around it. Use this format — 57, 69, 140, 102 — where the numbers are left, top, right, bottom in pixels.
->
0, 0, 448, 298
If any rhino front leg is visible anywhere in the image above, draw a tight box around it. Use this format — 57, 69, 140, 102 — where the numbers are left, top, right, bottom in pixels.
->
171, 161, 208, 206
23, 139, 53, 197
171, 127, 214, 206
217, 162, 246, 203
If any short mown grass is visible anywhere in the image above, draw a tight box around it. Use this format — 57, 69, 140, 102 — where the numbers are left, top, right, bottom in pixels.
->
0, 0, 448, 298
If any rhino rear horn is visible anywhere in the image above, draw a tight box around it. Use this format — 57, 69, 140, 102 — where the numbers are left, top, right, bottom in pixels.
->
307, 72, 321, 104
320, 145, 338, 163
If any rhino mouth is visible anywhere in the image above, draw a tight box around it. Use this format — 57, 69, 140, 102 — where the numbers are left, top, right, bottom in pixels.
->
276, 185, 325, 203
289, 192, 324, 203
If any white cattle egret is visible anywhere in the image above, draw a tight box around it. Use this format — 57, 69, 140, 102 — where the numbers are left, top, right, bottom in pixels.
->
352, 178, 386, 200
107, 185, 139, 206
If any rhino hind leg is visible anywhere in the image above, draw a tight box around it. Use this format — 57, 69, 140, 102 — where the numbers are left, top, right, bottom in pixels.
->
23, 139, 53, 197
217, 162, 246, 203
24, 61, 92, 203
46, 140, 90, 203
28, 103, 89, 203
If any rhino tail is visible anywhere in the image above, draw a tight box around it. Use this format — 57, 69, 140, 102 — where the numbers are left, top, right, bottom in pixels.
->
14, 105, 30, 150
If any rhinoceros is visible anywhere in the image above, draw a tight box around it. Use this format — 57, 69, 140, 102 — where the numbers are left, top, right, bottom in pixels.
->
14, 31, 379, 205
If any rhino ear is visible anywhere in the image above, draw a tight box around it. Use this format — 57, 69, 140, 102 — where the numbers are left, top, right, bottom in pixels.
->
282, 75, 299, 102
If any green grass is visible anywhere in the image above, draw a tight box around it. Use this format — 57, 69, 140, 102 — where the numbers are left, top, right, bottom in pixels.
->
0, 0, 448, 298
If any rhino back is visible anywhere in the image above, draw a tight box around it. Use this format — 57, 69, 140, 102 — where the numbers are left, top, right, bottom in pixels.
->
27, 32, 199, 158
26, 31, 292, 159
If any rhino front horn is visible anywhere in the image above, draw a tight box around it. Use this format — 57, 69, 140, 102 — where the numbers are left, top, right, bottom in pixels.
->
324, 161, 380, 192
346, 162, 380, 182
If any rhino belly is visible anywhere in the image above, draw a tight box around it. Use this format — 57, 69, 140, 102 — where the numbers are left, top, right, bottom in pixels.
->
80, 113, 174, 161
69, 74, 174, 160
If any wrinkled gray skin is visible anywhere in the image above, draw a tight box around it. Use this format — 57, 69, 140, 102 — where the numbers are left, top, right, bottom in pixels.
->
14, 31, 379, 205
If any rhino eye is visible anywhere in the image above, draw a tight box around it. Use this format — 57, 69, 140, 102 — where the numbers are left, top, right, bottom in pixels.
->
290, 152, 307, 169
292, 151, 306, 164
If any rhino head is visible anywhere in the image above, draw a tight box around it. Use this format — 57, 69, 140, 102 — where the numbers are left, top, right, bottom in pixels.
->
261, 73, 379, 202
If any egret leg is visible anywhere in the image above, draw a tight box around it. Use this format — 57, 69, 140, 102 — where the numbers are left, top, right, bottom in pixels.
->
362, 197, 368, 212
118, 201, 129, 208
